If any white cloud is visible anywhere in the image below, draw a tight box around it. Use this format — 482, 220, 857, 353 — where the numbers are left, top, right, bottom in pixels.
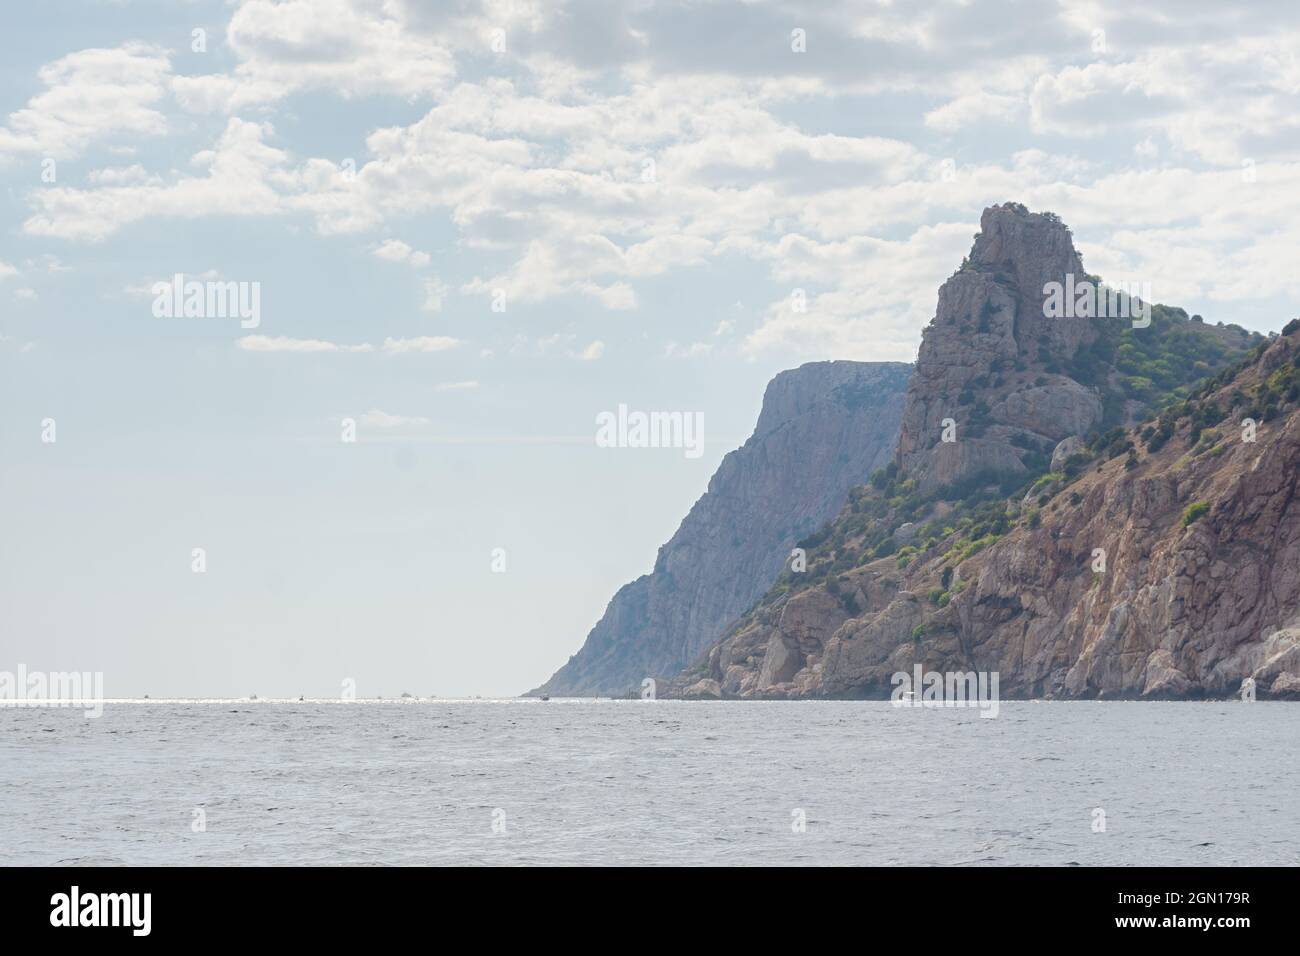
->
360, 408, 431, 427
576, 340, 604, 361
237, 335, 374, 353
434, 380, 479, 391
373, 239, 431, 268
24, 118, 291, 241
237, 333, 462, 354
1134, 137, 1158, 160
381, 335, 461, 353
13, 0, 1300, 356
743, 222, 973, 362
86, 164, 159, 186
925, 92, 1024, 132
1027, 38, 1300, 164
171, 0, 457, 113
0, 44, 171, 161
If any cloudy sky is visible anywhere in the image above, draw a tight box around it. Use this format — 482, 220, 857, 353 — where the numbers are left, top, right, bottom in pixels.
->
2, 0, 1299, 697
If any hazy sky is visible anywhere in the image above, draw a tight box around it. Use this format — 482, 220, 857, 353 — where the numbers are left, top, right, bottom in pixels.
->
3, 0, 1300, 697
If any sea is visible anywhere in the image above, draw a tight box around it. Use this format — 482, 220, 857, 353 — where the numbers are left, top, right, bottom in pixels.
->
1, 700, 1295, 866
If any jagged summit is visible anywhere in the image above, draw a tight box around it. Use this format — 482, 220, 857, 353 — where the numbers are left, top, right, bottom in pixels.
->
896, 201, 1253, 494
967, 203, 1084, 301
896, 202, 1108, 492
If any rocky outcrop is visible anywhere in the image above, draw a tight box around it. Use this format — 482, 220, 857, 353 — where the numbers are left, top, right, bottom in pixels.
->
683, 678, 722, 700
1050, 436, 1084, 471
668, 203, 1288, 701
529, 360, 911, 696
895, 204, 1105, 492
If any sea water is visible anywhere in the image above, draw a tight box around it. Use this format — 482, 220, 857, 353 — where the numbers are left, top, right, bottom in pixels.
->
1, 700, 1294, 866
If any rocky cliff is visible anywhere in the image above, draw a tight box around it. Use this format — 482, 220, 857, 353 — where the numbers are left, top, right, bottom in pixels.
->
895, 204, 1096, 491
531, 360, 911, 696
896, 204, 1253, 493
671, 202, 1296, 701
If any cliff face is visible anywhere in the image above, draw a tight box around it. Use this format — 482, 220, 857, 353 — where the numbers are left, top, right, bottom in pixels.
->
674, 202, 1294, 701
531, 361, 911, 696
895, 204, 1098, 492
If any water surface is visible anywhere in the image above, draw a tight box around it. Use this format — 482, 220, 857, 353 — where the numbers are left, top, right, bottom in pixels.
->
1, 700, 1294, 865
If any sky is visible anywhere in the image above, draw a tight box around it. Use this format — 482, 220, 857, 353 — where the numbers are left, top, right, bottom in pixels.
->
2, 0, 1300, 698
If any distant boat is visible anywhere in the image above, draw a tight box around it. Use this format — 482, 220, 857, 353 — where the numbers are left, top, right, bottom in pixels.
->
541, 696, 550, 701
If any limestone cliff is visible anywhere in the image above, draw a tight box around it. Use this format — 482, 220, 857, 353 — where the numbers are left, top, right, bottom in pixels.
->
672, 203, 1293, 701
530, 361, 911, 696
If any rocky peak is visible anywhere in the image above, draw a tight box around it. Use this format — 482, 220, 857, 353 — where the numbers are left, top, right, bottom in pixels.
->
968, 202, 1084, 316
897, 203, 1105, 492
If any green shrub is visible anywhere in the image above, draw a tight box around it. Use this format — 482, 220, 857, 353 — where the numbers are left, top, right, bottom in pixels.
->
1031, 472, 1063, 493
1181, 501, 1210, 528
872, 537, 898, 559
